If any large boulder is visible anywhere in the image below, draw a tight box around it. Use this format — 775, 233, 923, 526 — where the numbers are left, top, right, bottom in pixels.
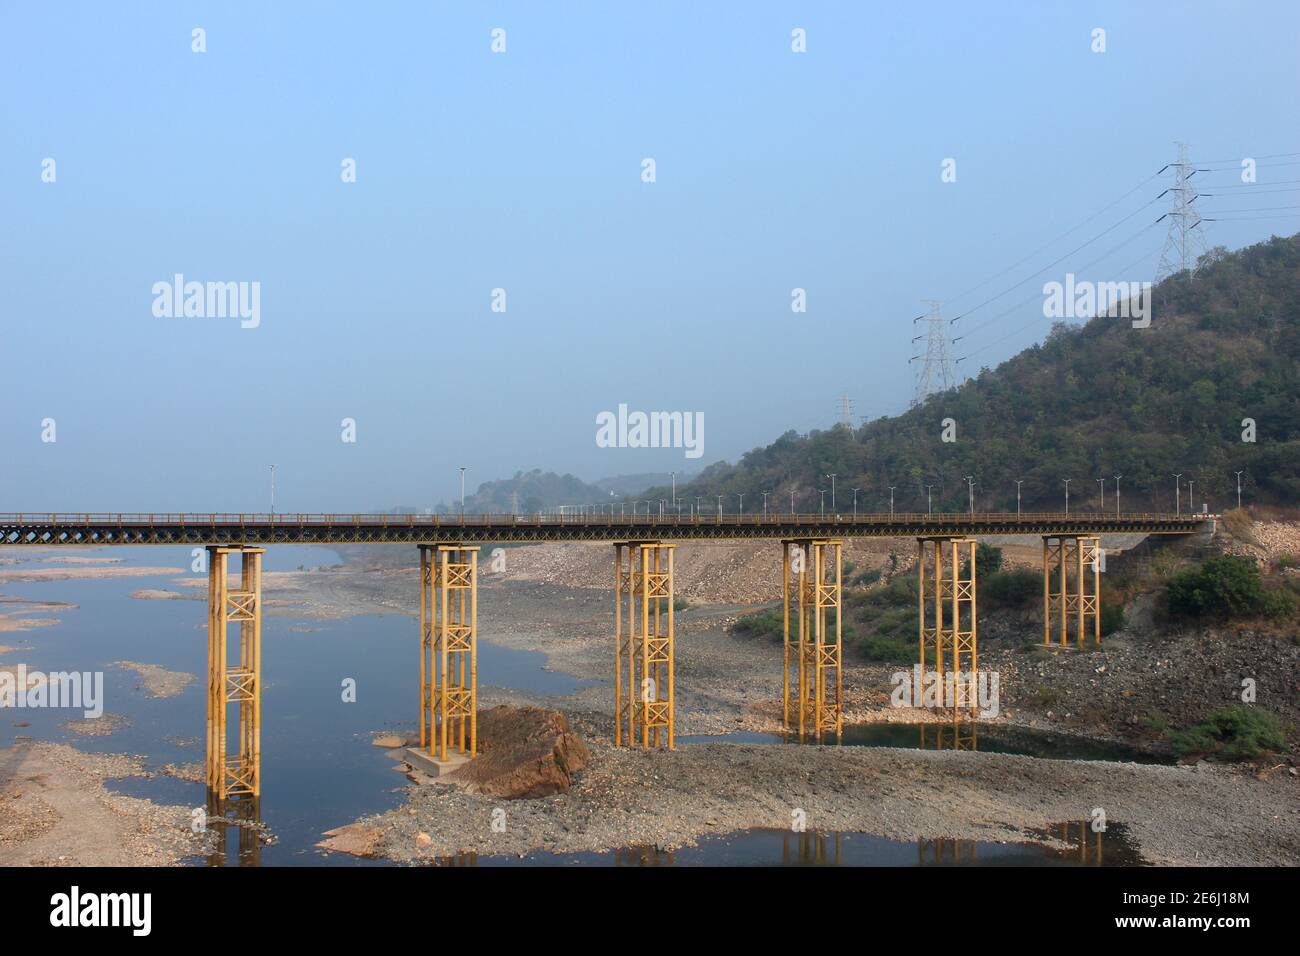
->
446, 705, 589, 799
316, 823, 383, 858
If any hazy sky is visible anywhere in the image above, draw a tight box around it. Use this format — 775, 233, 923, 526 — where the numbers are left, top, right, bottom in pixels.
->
3, 2, 1297, 512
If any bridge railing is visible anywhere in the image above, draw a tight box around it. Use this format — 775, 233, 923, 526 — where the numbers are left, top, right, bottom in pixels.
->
0, 511, 1207, 528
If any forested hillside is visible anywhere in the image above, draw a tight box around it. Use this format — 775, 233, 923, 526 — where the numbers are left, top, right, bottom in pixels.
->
645, 234, 1300, 514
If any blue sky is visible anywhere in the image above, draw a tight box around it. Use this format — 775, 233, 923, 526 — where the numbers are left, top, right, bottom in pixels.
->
2, 1, 1297, 511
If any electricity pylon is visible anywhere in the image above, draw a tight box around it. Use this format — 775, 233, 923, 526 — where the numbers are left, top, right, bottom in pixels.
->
1155, 142, 1210, 282
909, 300, 957, 407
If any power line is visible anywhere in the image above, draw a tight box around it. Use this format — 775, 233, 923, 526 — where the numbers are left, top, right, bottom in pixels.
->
958, 243, 1164, 362
1200, 204, 1300, 213
954, 221, 1158, 346
1194, 150, 1300, 163
1205, 214, 1300, 222
940, 171, 1161, 308
949, 194, 1162, 329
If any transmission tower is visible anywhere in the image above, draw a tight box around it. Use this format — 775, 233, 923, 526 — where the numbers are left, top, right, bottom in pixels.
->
836, 393, 855, 427
1155, 142, 1210, 282
909, 300, 957, 407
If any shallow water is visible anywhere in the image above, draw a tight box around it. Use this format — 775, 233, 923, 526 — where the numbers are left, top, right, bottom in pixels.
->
2, 546, 585, 865
430, 824, 1140, 867
680, 722, 1170, 764
3, 547, 1150, 866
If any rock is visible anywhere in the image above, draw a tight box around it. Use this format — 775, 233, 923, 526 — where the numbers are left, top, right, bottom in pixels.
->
416, 832, 433, 847
371, 734, 404, 748
445, 705, 590, 800
316, 823, 384, 858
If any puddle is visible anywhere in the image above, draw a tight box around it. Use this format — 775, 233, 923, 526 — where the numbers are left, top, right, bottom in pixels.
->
680, 722, 1170, 764
426, 822, 1143, 867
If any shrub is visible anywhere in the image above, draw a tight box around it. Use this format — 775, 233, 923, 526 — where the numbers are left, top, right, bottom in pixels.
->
1099, 600, 1126, 636
1260, 586, 1299, 619
731, 610, 783, 642
1166, 555, 1267, 619
975, 543, 1003, 577
1140, 710, 1169, 734
1168, 706, 1289, 760
850, 567, 882, 587
983, 569, 1039, 608
851, 634, 913, 663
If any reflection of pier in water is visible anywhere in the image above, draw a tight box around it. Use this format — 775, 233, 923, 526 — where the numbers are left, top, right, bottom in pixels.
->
206, 796, 269, 867
783, 831, 844, 865
921, 821, 1109, 866
918, 719, 978, 751
919, 838, 979, 864
1056, 820, 1105, 865
433, 851, 480, 867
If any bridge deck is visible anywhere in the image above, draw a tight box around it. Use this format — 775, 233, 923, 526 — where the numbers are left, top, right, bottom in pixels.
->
0, 512, 1212, 546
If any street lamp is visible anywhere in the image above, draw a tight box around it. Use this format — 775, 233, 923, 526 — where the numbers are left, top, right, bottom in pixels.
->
459, 466, 466, 514
1172, 474, 1182, 516
1097, 477, 1105, 511
1114, 475, 1122, 516
1234, 471, 1244, 510
819, 490, 826, 516
925, 484, 934, 516
763, 491, 770, 518
1014, 479, 1023, 516
888, 486, 896, 517
851, 488, 859, 518
738, 493, 745, 516
1188, 479, 1195, 514
1063, 478, 1072, 515
965, 475, 975, 516
826, 474, 837, 511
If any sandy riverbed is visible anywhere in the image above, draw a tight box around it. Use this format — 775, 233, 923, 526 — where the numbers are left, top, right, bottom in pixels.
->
0, 742, 213, 866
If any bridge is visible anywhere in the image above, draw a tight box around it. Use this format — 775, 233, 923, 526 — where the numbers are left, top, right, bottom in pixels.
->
0, 511, 1213, 806
0, 511, 1206, 545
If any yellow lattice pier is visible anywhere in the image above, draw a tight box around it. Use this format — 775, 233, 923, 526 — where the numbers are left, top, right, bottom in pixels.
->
782, 539, 843, 741
419, 544, 479, 761
613, 542, 675, 749
1042, 535, 1101, 648
916, 537, 978, 715
206, 546, 263, 800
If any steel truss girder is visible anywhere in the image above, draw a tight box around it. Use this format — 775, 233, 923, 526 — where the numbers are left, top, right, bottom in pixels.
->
1043, 535, 1101, 648
782, 539, 843, 741
0, 514, 1207, 548
420, 544, 479, 761
207, 546, 263, 800
916, 537, 978, 716
613, 541, 676, 749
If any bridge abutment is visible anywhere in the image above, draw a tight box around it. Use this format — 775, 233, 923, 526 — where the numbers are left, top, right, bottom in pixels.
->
782, 539, 843, 741
613, 542, 676, 749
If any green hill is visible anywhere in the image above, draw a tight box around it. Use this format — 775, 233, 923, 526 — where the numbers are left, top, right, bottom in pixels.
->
644, 234, 1300, 514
